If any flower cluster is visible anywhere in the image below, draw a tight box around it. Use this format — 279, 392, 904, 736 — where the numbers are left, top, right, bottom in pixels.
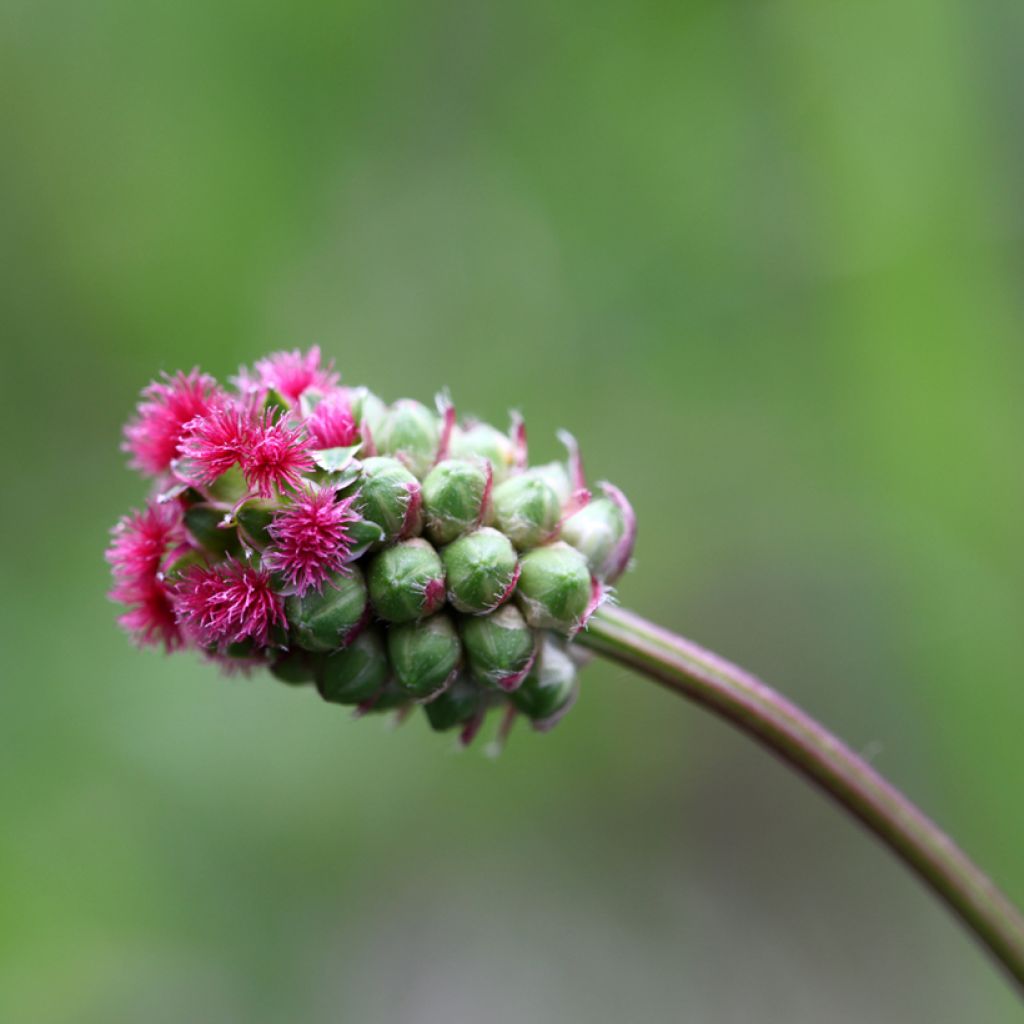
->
108, 348, 636, 746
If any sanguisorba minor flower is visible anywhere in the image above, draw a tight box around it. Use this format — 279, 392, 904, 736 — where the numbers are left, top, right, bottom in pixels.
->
107, 347, 636, 746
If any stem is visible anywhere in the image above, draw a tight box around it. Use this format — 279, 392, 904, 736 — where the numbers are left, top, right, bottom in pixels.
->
576, 604, 1024, 994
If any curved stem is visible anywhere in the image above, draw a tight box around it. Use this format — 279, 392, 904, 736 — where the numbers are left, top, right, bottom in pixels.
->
576, 604, 1024, 995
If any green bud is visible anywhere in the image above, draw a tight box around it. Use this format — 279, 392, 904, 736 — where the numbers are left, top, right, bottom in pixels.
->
285, 565, 369, 653
440, 527, 519, 614
423, 674, 483, 732
269, 649, 319, 686
374, 399, 440, 479
345, 516, 386, 560
560, 497, 625, 581
460, 604, 536, 691
184, 504, 240, 557
349, 386, 388, 437
316, 627, 390, 705
511, 634, 578, 726
367, 538, 446, 623
449, 422, 517, 483
236, 500, 275, 548
356, 456, 422, 544
387, 613, 462, 699
515, 542, 594, 635
491, 471, 562, 550
530, 461, 572, 507
421, 459, 491, 546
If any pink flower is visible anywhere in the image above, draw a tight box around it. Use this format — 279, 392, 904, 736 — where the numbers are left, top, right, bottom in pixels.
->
106, 500, 188, 651
172, 559, 286, 649
307, 395, 359, 449
176, 400, 254, 487
264, 486, 360, 595
241, 410, 315, 498
253, 346, 339, 404
123, 370, 223, 476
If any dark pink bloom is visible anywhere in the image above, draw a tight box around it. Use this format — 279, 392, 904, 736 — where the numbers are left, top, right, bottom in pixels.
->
172, 559, 286, 649
176, 400, 254, 486
240, 410, 315, 498
264, 487, 360, 595
107, 500, 188, 651
307, 395, 359, 449
123, 370, 223, 476
253, 346, 339, 404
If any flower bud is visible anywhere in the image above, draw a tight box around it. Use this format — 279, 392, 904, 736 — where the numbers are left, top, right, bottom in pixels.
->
560, 496, 626, 581
421, 459, 491, 546
316, 627, 390, 705
491, 471, 562, 550
285, 565, 369, 653
440, 527, 519, 614
356, 456, 422, 544
530, 461, 572, 507
449, 422, 517, 483
348, 386, 387, 438
387, 612, 461, 699
367, 538, 446, 623
511, 635, 578, 727
236, 501, 275, 548
184, 504, 240, 557
460, 604, 536, 692
374, 399, 440, 479
515, 542, 594, 635
423, 673, 483, 732
269, 649, 318, 686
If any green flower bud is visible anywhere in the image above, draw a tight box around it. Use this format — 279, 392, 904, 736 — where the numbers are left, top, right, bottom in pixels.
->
374, 399, 440, 479
236, 500, 275, 548
491, 471, 562, 550
460, 604, 536, 691
511, 634, 578, 727
387, 613, 461, 699
184, 504, 240, 557
530, 461, 573, 507
440, 527, 519, 614
356, 456, 422, 544
285, 565, 369, 653
423, 674, 483, 732
367, 538, 446, 623
560, 497, 625, 581
356, 678, 411, 714
515, 542, 595, 635
449, 422, 517, 483
421, 459, 492, 546
349, 386, 387, 437
269, 649, 318, 686
316, 627, 390, 705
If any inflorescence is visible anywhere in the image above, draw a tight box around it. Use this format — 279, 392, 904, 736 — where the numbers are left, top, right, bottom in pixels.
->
107, 347, 636, 746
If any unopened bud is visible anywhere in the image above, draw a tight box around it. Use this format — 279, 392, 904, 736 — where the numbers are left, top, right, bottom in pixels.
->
357, 456, 422, 544
367, 538, 446, 623
421, 459, 492, 546
184, 504, 240, 557
387, 612, 461, 699
460, 604, 536, 692
349, 386, 387, 438
449, 422, 517, 483
511, 635, 578, 727
491, 471, 562, 550
440, 527, 519, 614
316, 626, 390, 705
375, 399, 440, 479
423, 673, 483, 732
515, 542, 594, 635
285, 565, 369, 653
269, 649, 317, 686
560, 495, 627, 581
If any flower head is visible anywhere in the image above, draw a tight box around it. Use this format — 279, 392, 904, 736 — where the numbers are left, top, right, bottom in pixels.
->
117, 578, 184, 651
253, 346, 339, 404
241, 410, 314, 498
176, 399, 254, 487
123, 370, 223, 476
307, 395, 359, 449
264, 486, 361, 596
172, 559, 286, 649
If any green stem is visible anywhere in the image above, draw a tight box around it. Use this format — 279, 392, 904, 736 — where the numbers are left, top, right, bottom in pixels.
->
576, 604, 1024, 995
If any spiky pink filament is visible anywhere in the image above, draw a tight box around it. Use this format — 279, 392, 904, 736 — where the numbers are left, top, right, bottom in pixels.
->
307, 395, 359, 449
264, 487, 360, 596
123, 369, 223, 476
106, 500, 189, 651
172, 559, 286, 649
241, 410, 315, 498
176, 400, 254, 486
254, 345, 339, 404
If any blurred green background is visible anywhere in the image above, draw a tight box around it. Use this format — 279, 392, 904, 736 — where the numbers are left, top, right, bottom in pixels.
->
3, 1, 1023, 1020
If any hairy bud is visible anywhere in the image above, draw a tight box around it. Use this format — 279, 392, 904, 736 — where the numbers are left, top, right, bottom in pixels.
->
515, 542, 595, 635
460, 604, 536, 692
491, 471, 562, 550
511, 635, 578, 727
285, 565, 369, 653
374, 399, 440, 479
356, 456, 422, 544
421, 458, 491, 546
367, 538, 446, 623
449, 422, 517, 483
316, 627, 390, 705
387, 613, 461, 699
440, 527, 519, 614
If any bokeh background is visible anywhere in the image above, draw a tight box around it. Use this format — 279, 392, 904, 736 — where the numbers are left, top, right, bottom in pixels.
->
3, 2, 1023, 1021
